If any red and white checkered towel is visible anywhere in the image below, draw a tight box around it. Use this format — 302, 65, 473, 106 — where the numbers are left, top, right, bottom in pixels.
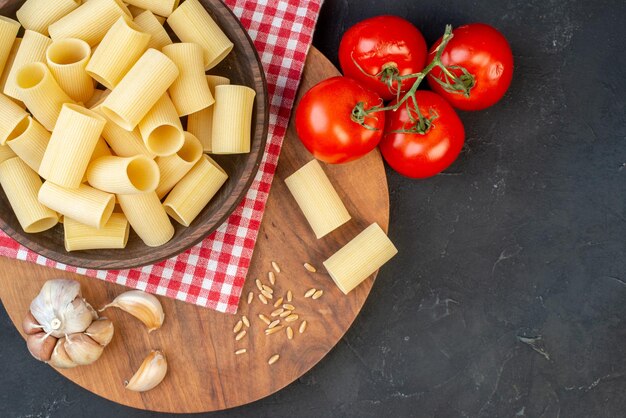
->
0, 0, 324, 314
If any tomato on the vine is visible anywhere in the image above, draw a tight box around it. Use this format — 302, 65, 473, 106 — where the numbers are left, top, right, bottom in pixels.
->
379, 91, 465, 178
339, 15, 428, 101
427, 23, 513, 111
295, 76, 385, 164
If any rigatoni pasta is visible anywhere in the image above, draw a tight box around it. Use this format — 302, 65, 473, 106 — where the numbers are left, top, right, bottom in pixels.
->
14, 62, 75, 131
0, 144, 16, 164
0, 38, 21, 100
0, 157, 58, 233
101, 48, 179, 131
155, 132, 203, 199
163, 155, 228, 226
87, 155, 159, 194
0, 93, 28, 145
38, 181, 114, 229
284, 160, 351, 239
0, 16, 20, 76
162, 42, 214, 116
167, 0, 233, 70
323, 223, 398, 294
125, 0, 179, 18
85, 88, 108, 109
211, 85, 256, 154
187, 75, 230, 152
133, 10, 172, 50
117, 192, 174, 247
46, 38, 95, 103
137, 93, 184, 156
86, 17, 151, 89
38, 104, 106, 188
64, 212, 129, 251
4, 30, 52, 101
5, 116, 50, 172
16, 0, 81, 36
48, 0, 132, 47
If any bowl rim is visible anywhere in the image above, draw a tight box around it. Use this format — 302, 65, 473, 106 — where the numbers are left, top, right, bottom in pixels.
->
0, 0, 270, 270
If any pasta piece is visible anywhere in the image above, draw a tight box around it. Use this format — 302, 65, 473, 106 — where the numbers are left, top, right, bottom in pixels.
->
16, 0, 80, 36
163, 155, 228, 226
167, 0, 233, 70
87, 155, 159, 194
125, 0, 179, 18
0, 38, 21, 104
4, 30, 52, 101
0, 93, 28, 145
64, 213, 129, 251
155, 132, 203, 199
133, 10, 172, 50
5, 116, 50, 172
211, 85, 256, 154
323, 223, 398, 294
46, 38, 95, 103
101, 48, 179, 131
0, 157, 58, 233
0, 17, 20, 76
86, 17, 150, 89
14, 62, 75, 131
162, 43, 213, 116
84, 88, 108, 109
39, 181, 114, 228
48, 0, 132, 47
117, 192, 174, 247
187, 75, 229, 152
137, 93, 184, 156
38, 104, 106, 188
284, 160, 351, 239
0, 144, 16, 164
89, 136, 113, 162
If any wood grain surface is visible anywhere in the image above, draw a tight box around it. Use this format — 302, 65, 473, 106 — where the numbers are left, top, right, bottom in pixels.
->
0, 0, 269, 270
0, 47, 389, 413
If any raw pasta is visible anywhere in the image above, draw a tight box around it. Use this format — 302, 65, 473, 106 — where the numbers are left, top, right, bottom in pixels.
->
132, 10, 172, 50
16, 0, 80, 36
86, 16, 150, 89
167, 0, 233, 70
5, 116, 50, 172
92, 104, 155, 158
87, 155, 159, 194
323, 223, 398, 294
38, 181, 115, 229
46, 38, 95, 103
187, 75, 230, 152
64, 212, 129, 251
0, 143, 16, 164
137, 93, 184, 156
0, 16, 20, 77
84, 88, 108, 109
155, 131, 203, 199
125, 0, 179, 18
4, 30, 52, 101
0, 38, 21, 101
38, 104, 106, 188
284, 160, 351, 239
101, 48, 179, 131
0, 157, 58, 233
117, 192, 174, 247
163, 155, 228, 226
0, 92, 28, 145
211, 85, 256, 154
162, 42, 214, 116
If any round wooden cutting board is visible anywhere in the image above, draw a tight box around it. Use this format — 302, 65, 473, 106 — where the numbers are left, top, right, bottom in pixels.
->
0, 47, 390, 413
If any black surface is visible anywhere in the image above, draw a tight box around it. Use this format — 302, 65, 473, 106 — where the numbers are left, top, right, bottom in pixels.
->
1, 0, 625, 416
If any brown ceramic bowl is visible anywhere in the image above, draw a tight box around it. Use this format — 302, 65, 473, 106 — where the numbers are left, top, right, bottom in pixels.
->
0, 0, 268, 269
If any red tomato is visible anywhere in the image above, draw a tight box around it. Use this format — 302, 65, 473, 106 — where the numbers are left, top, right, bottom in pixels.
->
295, 76, 385, 164
427, 23, 513, 111
379, 91, 465, 178
339, 15, 428, 101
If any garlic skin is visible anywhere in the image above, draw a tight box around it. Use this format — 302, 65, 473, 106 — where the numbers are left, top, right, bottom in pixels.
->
125, 350, 167, 392
30, 279, 95, 338
101, 291, 164, 332
48, 337, 77, 369
85, 318, 114, 346
64, 333, 104, 366
22, 312, 43, 335
26, 332, 57, 362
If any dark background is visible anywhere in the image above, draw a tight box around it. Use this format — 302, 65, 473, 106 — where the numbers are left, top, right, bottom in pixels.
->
2, 0, 625, 416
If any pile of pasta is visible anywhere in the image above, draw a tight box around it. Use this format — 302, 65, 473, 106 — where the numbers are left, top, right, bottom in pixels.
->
0, 0, 257, 251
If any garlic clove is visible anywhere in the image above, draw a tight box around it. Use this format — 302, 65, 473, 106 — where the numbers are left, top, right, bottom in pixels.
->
85, 318, 114, 346
85, 300, 99, 321
125, 350, 167, 392
64, 333, 104, 366
48, 337, 78, 369
22, 312, 43, 335
26, 332, 57, 362
101, 291, 164, 332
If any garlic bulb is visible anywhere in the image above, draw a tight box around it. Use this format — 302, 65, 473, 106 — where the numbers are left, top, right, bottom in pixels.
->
64, 333, 104, 366
26, 332, 57, 362
49, 337, 77, 369
30, 279, 95, 338
85, 318, 114, 346
101, 291, 164, 332
125, 350, 167, 392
